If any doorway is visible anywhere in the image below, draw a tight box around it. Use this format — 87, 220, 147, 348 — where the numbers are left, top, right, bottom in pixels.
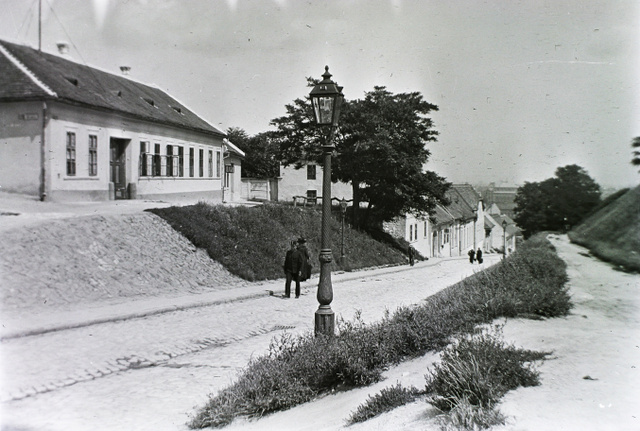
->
110, 138, 129, 199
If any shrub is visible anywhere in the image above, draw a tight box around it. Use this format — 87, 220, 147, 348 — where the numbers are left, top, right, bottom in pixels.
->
347, 383, 422, 425
425, 327, 549, 413
189, 236, 568, 428
438, 397, 506, 431
149, 202, 406, 281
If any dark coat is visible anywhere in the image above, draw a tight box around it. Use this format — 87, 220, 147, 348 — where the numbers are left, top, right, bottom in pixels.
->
297, 244, 311, 280
284, 249, 303, 273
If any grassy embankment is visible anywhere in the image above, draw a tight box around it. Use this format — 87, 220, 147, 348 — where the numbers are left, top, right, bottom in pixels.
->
188, 234, 569, 429
568, 185, 640, 273
149, 202, 407, 281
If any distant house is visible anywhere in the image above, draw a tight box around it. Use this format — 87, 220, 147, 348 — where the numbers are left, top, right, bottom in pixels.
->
222, 139, 245, 203
482, 183, 519, 219
383, 184, 486, 259
483, 205, 519, 254
0, 39, 241, 202
278, 163, 352, 205
446, 184, 486, 255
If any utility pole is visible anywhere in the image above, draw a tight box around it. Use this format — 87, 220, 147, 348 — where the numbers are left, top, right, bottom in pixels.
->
38, 0, 42, 52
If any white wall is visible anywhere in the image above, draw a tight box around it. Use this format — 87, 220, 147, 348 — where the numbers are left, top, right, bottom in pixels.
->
29, 101, 224, 201
0, 101, 45, 195
278, 163, 352, 203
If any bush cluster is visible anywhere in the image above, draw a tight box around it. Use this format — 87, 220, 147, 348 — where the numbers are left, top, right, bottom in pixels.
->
425, 328, 548, 412
189, 234, 569, 429
346, 383, 422, 425
425, 328, 549, 430
149, 202, 406, 281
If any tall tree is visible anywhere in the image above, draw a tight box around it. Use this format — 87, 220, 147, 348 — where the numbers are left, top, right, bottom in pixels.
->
514, 164, 601, 238
272, 85, 449, 227
227, 127, 279, 178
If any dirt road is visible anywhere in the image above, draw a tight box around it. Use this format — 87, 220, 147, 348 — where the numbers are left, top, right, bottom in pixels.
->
0, 253, 500, 431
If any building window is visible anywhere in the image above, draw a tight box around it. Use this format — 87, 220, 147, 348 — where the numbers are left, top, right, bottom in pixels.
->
166, 145, 173, 176
306, 190, 317, 204
208, 150, 213, 177
66, 132, 76, 176
140, 141, 149, 176
153, 143, 161, 176
216, 151, 221, 177
424, 221, 428, 237
189, 147, 194, 177
88, 135, 98, 176
178, 146, 184, 177
199, 148, 204, 177
307, 164, 316, 180
444, 228, 450, 244
409, 225, 413, 241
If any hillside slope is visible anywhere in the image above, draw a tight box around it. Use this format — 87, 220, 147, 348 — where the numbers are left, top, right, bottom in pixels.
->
568, 184, 640, 272
149, 203, 407, 281
0, 213, 249, 311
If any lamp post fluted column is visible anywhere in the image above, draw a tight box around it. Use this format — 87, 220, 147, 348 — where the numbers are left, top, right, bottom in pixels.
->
309, 66, 343, 336
502, 220, 508, 259
315, 126, 336, 335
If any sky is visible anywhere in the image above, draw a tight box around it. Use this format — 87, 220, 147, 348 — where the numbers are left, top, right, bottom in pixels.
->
1, 0, 638, 188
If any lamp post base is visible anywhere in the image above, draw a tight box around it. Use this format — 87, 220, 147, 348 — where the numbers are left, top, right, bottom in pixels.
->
315, 305, 335, 336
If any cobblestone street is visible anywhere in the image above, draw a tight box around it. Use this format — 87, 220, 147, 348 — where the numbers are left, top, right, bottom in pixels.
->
0, 255, 500, 431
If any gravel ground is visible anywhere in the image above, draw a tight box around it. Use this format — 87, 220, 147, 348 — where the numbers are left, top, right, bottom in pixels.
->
0, 193, 250, 312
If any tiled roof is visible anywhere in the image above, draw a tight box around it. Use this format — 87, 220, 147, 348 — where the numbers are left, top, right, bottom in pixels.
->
0, 39, 225, 137
432, 204, 456, 226
446, 184, 481, 220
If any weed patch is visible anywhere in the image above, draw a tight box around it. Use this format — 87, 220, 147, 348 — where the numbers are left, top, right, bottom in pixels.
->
346, 383, 422, 425
189, 235, 568, 429
425, 327, 549, 411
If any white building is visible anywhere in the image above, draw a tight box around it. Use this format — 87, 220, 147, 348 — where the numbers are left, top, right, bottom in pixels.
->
383, 184, 486, 259
0, 39, 242, 202
278, 163, 352, 205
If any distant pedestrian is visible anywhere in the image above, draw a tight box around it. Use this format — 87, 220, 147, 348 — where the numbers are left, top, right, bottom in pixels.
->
297, 237, 311, 297
476, 248, 483, 264
283, 240, 302, 298
468, 248, 475, 264
408, 245, 415, 266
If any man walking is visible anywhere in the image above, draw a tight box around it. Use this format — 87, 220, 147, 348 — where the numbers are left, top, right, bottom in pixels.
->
283, 240, 302, 298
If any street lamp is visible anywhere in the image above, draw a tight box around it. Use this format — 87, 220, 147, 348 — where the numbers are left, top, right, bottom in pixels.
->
309, 66, 344, 336
340, 198, 348, 259
502, 219, 508, 259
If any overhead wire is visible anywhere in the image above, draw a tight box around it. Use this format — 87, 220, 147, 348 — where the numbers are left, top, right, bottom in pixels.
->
14, 0, 39, 42
43, 0, 111, 95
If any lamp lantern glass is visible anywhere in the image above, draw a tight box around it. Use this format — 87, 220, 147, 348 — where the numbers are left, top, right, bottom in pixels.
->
310, 66, 344, 126
340, 198, 348, 214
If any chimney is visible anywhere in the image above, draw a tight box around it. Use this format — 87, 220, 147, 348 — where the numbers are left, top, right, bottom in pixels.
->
120, 66, 131, 75
56, 42, 69, 55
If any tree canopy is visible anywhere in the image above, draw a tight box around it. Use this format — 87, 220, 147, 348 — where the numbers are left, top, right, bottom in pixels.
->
271, 84, 450, 227
514, 164, 601, 238
226, 127, 279, 178
632, 136, 640, 172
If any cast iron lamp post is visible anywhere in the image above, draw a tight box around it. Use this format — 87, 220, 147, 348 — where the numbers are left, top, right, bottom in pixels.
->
309, 66, 344, 336
340, 198, 348, 259
502, 219, 508, 259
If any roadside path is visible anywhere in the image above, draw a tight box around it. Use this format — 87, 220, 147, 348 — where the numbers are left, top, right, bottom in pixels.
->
0, 254, 500, 431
